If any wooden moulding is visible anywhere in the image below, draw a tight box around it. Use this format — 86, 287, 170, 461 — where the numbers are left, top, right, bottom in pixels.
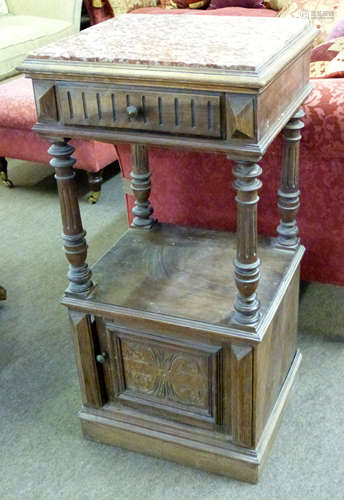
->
18, 22, 317, 91
56, 83, 223, 139
29, 47, 313, 161
103, 324, 222, 430
69, 310, 104, 408
79, 350, 301, 484
253, 267, 301, 446
62, 224, 304, 341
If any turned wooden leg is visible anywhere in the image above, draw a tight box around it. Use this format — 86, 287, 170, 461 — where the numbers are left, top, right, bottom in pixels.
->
0, 157, 14, 188
276, 108, 304, 249
130, 144, 155, 228
87, 170, 103, 204
48, 139, 93, 296
232, 159, 262, 326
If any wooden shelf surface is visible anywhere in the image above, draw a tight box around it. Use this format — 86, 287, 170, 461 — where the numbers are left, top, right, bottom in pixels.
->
88, 223, 295, 327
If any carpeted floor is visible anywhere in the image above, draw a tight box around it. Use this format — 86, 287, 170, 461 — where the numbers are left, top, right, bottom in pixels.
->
1, 159, 344, 500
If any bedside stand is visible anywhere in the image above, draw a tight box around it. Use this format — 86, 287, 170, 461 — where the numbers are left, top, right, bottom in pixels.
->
20, 14, 317, 482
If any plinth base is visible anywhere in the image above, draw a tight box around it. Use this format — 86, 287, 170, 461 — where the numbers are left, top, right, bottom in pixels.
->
80, 351, 301, 483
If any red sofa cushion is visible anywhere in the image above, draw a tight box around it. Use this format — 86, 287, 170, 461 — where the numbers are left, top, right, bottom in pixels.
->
0, 77, 36, 130
0, 127, 116, 172
0, 76, 118, 172
130, 6, 277, 15
170, 0, 210, 9
208, 0, 264, 8
310, 37, 344, 79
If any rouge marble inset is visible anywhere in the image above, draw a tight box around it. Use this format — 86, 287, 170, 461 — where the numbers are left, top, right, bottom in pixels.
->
28, 14, 309, 72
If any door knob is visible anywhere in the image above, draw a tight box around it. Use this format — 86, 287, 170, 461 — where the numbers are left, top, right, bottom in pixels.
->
126, 105, 139, 119
96, 352, 108, 364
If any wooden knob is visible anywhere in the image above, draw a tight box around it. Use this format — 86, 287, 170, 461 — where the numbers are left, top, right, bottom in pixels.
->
96, 352, 107, 364
127, 105, 139, 119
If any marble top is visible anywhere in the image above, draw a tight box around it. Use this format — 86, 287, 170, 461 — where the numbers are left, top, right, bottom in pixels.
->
28, 14, 310, 73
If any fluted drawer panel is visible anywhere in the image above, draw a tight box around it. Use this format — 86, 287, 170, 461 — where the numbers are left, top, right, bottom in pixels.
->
56, 83, 223, 138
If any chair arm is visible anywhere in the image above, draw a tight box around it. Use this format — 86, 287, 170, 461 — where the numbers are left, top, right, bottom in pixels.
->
303, 78, 344, 158
5, 0, 83, 31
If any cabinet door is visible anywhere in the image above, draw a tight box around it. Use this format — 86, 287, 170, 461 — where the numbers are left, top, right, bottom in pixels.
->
96, 319, 224, 430
69, 311, 105, 409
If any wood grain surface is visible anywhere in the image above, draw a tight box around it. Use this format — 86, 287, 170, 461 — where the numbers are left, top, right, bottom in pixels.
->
89, 223, 293, 327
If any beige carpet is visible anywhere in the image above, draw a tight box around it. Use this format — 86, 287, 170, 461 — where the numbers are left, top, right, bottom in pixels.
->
1, 159, 344, 499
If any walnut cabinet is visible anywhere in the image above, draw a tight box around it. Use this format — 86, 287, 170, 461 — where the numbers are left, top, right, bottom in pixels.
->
20, 14, 317, 482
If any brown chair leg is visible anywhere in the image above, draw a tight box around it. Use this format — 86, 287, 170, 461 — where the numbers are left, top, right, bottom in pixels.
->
0, 285, 6, 300
87, 170, 103, 204
0, 157, 14, 188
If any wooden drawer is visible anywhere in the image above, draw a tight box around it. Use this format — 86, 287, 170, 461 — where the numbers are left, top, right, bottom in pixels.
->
56, 83, 223, 138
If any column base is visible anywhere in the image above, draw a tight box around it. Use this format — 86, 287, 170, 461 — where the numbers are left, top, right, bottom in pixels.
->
273, 236, 300, 252
130, 217, 157, 229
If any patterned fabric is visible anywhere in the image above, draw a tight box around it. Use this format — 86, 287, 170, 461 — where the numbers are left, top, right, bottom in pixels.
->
310, 37, 344, 78
208, 0, 263, 10
0, 76, 37, 129
115, 78, 344, 286
327, 15, 344, 40
0, 0, 8, 15
88, 0, 277, 17
84, 0, 113, 23
131, 5, 277, 14
280, 0, 344, 46
107, 0, 158, 16
169, 0, 209, 9
264, 0, 291, 9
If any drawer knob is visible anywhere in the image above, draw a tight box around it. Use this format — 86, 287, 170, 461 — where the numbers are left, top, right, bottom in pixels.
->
96, 352, 108, 364
126, 105, 139, 119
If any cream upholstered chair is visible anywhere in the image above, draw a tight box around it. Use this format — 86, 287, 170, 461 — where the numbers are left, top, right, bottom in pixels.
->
0, 0, 83, 80
0, 0, 118, 203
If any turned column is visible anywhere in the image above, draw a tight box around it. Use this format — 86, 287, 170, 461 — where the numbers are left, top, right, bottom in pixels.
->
276, 108, 304, 249
232, 159, 262, 326
130, 144, 155, 228
48, 138, 93, 296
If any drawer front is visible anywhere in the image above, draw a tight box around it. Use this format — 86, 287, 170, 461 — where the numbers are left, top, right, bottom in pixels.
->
56, 83, 223, 138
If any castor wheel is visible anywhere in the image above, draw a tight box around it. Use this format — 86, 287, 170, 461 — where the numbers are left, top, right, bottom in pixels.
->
0, 171, 14, 188
88, 191, 101, 204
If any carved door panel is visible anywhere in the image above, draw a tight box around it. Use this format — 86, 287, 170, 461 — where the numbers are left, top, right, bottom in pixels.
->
96, 320, 223, 430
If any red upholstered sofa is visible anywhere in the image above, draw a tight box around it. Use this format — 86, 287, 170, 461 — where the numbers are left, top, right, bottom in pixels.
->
90, 2, 344, 285
0, 76, 117, 174
0, 76, 118, 202
116, 79, 344, 286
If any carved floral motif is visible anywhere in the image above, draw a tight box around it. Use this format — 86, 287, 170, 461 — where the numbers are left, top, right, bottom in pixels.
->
121, 340, 209, 409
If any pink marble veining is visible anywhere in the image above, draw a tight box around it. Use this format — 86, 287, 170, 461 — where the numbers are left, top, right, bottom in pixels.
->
28, 14, 310, 72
